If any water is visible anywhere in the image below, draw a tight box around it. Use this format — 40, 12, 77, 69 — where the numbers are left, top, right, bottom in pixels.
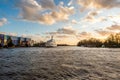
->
0, 47, 120, 80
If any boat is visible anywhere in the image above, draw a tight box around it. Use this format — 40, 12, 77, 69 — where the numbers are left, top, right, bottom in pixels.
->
45, 36, 57, 47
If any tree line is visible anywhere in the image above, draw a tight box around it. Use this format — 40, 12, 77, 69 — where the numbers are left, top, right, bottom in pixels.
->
77, 33, 120, 48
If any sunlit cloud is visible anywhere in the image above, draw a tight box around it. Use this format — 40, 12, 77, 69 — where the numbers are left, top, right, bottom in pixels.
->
8, 32, 18, 36
15, 0, 75, 25
0, 32, 17, 36
95, 29, 115, 36
81, 10, 107, 23
77, 32, 93, 40
108, 14, 120, 23
68, 0, 73, 6
77, 0, 120, 10
36, 0, 56, 10
21, 34, 43, 42
57, 26, 77, 35
71, 19, 78, 24
0, 32, 6, 35
0, 18, 7, 26
106, 24, 120, 30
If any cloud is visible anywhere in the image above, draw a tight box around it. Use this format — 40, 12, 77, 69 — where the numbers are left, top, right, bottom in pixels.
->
82, 10, 107, 23
88, 10, 99, 16
21, 34, 43, 42
8, 33, 17, 36
106, 24, 120, 30
0, 32, 17, 36
46, 26, 94, 41
16, 0, 42, 20
71, 19, 78, 24
46, 25, 77, 35
0, 32, 6, 34
0, 18, 7, 26
46, 31, 57, 35
77, 0, 120, 10
15, 0, 75, 25
83, 11, 97, 21
77, 32, 93, 40
57, 26, 77, 35
95, 29, 114, 36
45, 26, 78, 45
108, 14, 120, 23
38, 6, 74, 25
68, 0, 73, 6
55, 34, 71, 38
83, 15, 95, 22
36, 0, 56, 10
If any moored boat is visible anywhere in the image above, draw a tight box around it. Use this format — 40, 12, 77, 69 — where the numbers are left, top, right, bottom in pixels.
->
45, 36, 57, 47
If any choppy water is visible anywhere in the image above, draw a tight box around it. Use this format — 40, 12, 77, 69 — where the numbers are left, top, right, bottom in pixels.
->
0, 47, 120, 80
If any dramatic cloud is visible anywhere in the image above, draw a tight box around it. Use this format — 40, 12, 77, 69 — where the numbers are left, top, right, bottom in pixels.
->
16, 0, 42, 20
16, 0, 75, 25
78, 0, 120, 10
0, 18, 7, 26
106, 24, 120, 30
37, 6, 74, 25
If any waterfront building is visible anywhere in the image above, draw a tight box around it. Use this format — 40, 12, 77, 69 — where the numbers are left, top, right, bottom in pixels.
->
0, 34, 4, 46
11, 36, 19, 46
0, 34, 31, 47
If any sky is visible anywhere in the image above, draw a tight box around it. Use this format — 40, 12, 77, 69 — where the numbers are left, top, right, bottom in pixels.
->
0, 0, 120, 45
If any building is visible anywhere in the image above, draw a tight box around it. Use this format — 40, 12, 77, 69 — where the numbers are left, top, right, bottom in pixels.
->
0, 34, 31, 47
0, 34, 4, 46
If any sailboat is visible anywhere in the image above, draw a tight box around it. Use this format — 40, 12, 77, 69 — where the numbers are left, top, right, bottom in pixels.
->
45, 36, 57, 47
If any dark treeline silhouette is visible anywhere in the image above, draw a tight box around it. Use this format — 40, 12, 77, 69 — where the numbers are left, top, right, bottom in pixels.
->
104, 33, 120, 48
33, 41, 46, 47
57, 44, 70, 46
77, 38, 103, 47
77, 33, 120, 48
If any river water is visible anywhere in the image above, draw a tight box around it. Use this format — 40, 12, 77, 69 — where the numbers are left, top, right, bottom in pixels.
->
0, 47, 120, 80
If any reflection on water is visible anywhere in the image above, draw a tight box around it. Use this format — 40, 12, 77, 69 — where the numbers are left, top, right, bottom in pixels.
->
0, 47, 120, 80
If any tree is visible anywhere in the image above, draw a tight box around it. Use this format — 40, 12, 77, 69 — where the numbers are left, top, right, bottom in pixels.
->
7, 37, 14, 47
104, 33, 120, 48
77, 38, 103, 47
